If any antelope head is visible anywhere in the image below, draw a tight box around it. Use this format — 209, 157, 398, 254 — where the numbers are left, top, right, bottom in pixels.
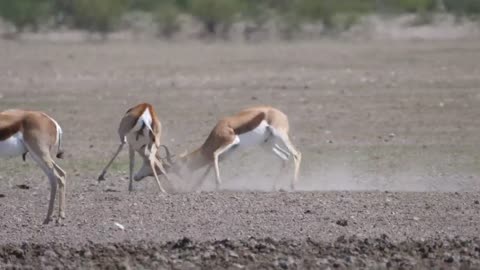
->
133, 145, 180, 181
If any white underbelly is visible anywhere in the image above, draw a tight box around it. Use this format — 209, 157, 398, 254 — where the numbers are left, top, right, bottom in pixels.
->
237, 120, 270, 147
0, 132, 27, 158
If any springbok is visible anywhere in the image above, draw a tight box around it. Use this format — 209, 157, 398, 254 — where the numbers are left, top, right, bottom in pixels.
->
0, 109, 65, 224
137, 106, 301, 191
97, 103, 171, 193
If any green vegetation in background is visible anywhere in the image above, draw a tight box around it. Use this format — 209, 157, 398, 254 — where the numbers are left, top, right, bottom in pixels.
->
70, 0, 128, 36
129, 0, 190, 11
188, 0, 241, 38
379, 0, 436, 13
153, 1, 181, 38
444, 0, 480, 16
0, 0, 52, 33
0, 0, 479, 38
294, 0, 373, 32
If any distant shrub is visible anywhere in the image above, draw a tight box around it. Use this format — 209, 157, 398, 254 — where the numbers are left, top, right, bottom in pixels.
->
153, 2, 182, 38
292, 0, 372, 32
240, 0, 272, 40
276, 10, 303, 40
329, 13, 362, 31
52, 0, 74, 26
444, 0, 480, 16
129, 0, 159, 11
130, 0, 190, 11
394, 0, 436, 12
241, 0, 270, 27
0, 0, 52, 33
409, 10, 435, 26
70, 0, 128, 36
188, 0, 241, 38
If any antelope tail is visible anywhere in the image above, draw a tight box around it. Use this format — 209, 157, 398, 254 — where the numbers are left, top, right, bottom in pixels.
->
56, 125, 64, 159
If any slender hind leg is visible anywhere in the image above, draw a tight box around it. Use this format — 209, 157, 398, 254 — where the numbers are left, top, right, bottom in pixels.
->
128, 145, 135, 192
272, 146, 289, 161
270, 147, 289, 191
281, 136, 301, 190
271, 132, 302, 190
98, 142, 125, 181
25, 144, 59, 224
53, 163, 66, 222
273, 144, 290, 159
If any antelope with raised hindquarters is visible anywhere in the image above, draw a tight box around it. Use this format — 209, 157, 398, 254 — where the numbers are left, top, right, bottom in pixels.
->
97, 103, 172, 193
0, 109, 66, 224
137, 106, 301, 191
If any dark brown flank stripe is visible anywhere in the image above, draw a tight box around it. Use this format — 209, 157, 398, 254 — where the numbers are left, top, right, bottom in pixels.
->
0, 119, 22, 141
232, 112, 266, 135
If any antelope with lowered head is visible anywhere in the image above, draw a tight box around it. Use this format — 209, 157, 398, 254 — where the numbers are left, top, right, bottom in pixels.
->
137, 106, 301, 191
97, 103, 172, 193
0, 109, 66, 224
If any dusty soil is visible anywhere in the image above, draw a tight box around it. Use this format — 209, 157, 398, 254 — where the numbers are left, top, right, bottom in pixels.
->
1, 39, 480, 269
2, 236, 480, 269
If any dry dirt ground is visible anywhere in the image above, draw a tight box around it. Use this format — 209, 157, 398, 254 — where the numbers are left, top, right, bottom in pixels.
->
1, 39, 480, 269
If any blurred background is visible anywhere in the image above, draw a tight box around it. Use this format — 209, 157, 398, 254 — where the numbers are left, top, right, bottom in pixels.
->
0, 0, 479, 41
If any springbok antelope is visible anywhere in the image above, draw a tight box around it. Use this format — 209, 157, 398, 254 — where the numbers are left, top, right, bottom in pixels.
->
138, 106, 301, 191
0, 109, 65, 224
97, 103, 171, 193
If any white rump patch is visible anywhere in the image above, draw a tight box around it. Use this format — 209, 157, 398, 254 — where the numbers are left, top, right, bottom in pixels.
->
133, 108, 153, 133
237, 120, 270, 148
221, 120, 293, 162
0, 132, 27, 158
42, 113, 62, 145
126, 107, 154, 150
219, 120, 293, 164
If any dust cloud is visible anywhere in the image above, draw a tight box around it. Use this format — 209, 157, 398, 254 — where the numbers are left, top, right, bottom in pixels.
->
165, 149, 479, 193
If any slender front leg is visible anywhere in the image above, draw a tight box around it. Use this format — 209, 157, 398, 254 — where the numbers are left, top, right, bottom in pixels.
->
128, 145, 135, 192
154, 158, 175, 192
213, 154, 222, 190
98, 143, 125, 181
213, 137, 239, 190
149, 144, 166, 193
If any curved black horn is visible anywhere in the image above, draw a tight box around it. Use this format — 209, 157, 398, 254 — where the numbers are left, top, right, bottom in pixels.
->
159, 144, 174, 164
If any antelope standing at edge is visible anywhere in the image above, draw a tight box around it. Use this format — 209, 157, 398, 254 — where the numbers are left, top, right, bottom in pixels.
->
0, 109, 66, 224
137, 106, 301, 191
97, 103, 171, 193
